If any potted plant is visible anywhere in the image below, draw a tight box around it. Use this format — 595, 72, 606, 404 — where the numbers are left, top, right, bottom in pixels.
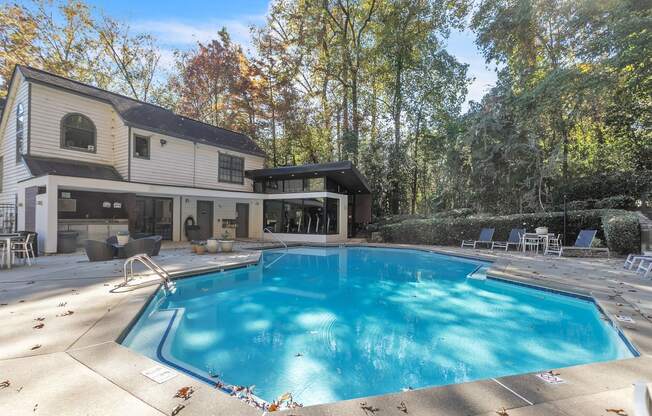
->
218, 231, 234, 253
116, 231, 130, 246
535, 226, 549, 235
206, 237, 219, 254
195, 242, 207, 255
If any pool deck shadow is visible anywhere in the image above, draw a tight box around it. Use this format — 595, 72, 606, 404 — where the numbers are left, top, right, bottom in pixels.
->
1, 242, 651, 416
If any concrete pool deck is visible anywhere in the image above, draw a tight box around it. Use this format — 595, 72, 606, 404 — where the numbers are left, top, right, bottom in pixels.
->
1, 243, 651, 416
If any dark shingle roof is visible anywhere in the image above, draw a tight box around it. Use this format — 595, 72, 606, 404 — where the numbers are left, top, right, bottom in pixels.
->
246, 161, 371, 193
23, 155, 124, 181
17, 66, 265, 157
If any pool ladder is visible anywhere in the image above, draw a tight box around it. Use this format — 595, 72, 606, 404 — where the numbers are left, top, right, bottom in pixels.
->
123, 254, 174, 292
263, 227, 288, 269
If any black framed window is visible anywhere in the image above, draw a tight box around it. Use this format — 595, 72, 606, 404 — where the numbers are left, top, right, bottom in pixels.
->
218, 153, 244, 184
134, 135, 150, 159
16, 103, 24, 162
61, 113, 96, 153
263, 198, 338, 234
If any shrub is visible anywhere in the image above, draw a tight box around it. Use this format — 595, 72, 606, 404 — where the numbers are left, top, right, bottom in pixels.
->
379, 209, 640, 254
557, 195, 638, 211
601, 211, 641, 254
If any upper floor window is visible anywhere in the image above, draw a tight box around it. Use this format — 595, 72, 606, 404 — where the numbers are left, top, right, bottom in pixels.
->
133, 135, 150, 159
218, 153, 244, 184
16, 103, 25, 162
60, 113, 96, 153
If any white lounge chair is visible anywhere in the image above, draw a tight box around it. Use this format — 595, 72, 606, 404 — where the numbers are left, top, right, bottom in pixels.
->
637, 259, 652, 279
461, 228, 495, 249
545, 229, 609, 257
625, 252, 652, 270
492, 228, 525, 251
634, 381, 651, 416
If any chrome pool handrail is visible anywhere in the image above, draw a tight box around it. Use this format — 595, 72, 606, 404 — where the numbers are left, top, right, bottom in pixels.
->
123, 254, 174, 292
264, 227, 287, 251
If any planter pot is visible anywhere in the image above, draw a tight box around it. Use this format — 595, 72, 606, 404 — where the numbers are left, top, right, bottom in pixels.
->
206, 239, 219, 254
535, 227, 549, 235
219, 240, 234, 253
117, 234, 130, 246
195, 244, 207, 255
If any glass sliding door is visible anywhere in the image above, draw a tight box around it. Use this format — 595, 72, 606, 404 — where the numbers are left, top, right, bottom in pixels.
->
263, 200, 283, 233
131, 197, 173, 239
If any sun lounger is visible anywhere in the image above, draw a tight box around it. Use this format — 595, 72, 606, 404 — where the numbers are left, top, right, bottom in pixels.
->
461, 228, 495, 249
625, 252, 652, 270
637, 259, 652, 279
492, 228, 525, 251
634, 381, 651, 416
546, 229, 609, 257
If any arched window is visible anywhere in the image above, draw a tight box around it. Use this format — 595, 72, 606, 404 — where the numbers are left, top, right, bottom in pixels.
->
60, 113, 96, 152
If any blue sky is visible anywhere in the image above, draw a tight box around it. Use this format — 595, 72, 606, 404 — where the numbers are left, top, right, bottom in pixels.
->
86, 0, 496, 107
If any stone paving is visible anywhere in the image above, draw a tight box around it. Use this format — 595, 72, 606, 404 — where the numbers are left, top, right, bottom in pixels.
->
0, 242, 651, 416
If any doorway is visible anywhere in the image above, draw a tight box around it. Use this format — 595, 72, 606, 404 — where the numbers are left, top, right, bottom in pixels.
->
197, 200, 214, 240
236, 203, 249, 238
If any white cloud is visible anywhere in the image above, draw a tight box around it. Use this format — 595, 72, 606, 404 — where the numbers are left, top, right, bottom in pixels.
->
131, 14, 266, 52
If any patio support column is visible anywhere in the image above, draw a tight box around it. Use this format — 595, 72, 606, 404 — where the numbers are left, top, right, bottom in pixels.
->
35, 177, 58, 254
172, 196, 181, 241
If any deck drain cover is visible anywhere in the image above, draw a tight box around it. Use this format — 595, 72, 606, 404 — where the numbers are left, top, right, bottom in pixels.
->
142, 366, 177, 383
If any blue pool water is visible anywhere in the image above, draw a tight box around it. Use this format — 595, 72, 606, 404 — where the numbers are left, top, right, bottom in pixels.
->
123, 247, 634, 406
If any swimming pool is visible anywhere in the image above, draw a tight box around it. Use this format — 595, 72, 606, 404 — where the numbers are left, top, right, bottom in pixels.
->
123, 246, 635, 407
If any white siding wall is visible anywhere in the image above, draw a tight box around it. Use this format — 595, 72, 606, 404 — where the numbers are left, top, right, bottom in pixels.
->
129, 128, 265, 191
114, 123, 129, 178
29, 83, 117, 165
0, 75, 31, 204
129, 128, 195, 186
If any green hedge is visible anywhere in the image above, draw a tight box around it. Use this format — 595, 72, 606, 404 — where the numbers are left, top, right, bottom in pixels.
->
556, 195, 638, 211
378, 209, 641, 254
602, 211, 641, 254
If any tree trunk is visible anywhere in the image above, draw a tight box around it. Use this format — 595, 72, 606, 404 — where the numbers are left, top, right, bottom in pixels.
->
390, 57, 403, 215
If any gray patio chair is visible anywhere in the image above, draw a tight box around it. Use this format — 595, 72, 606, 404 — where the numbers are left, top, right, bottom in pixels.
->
122, 238, 156, 258
106, 235, 118, 245
84, 240, 115, 262
461, 228, 495, 249
492, 228, 525, 251
548, 229, 609, 257
141, 235, 162, 256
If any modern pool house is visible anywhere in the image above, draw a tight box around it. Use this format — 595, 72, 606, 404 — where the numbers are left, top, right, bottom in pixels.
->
0, 65, 371, 254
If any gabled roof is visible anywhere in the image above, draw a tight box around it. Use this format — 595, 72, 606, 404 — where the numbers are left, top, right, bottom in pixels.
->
23, 155, 124, 181
246, 161, 371, 193
16, 65, 266, 157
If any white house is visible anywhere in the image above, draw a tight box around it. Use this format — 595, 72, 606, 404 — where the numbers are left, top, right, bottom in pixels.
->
0, 66, 371, 254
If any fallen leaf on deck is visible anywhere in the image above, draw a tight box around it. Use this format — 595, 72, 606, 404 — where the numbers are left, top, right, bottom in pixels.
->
19, 300, 25, 303
606, 409, 628, 416
496, 407, 509, 416
30, 344, 41, 350
397, 401, 408, 413
174, 386, 194, 400
33, 323, 44, 329
360, 401, 380, 414
34, 317, 45, 321
57, 310, 74, 317
0, 380, 10, 389
171, 404, 185, 415
33, 403, 38, 412
57, 302, 67, 307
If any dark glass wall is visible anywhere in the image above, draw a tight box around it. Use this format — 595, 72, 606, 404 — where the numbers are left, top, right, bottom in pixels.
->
263, 197, 338, 234
254, 177, 332, 194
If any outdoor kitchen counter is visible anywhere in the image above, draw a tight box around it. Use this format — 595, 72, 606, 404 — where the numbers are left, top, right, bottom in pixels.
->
58, 219, 129, 246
